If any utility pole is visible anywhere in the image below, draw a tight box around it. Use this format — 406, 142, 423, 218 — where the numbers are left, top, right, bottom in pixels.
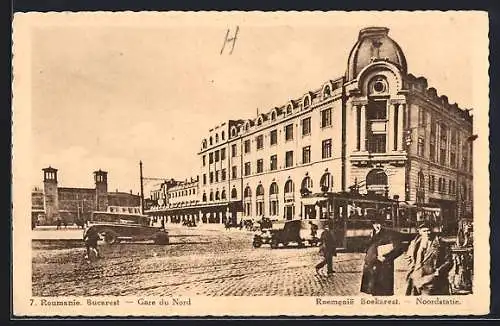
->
140, 160, 145, 215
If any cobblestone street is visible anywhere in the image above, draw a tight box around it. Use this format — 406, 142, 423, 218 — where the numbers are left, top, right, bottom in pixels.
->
32, 226, 408, 296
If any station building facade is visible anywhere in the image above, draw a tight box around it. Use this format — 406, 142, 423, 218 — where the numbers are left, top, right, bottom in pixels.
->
34, 167, 141, 225
148, 27, 474, 229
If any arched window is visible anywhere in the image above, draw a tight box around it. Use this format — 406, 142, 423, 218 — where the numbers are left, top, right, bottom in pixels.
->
209, 191, 214, 201
244, 186, 252, 198
215, 134, 219, 143
324, 85, 331, 98
215, 191, 220, 200
202, 139, 207, 149
221, 131, 225, 140
256, 184, 264, 196
209, 136, 213, 146
245, 122, 250, 131
257, 117, 263, 126
366, 169, 388, 186
284, 180, 294, 194
320, 173, 333, 192
303, 96, 310, 108
231, 188, 237, 199
221, 190, 226, 200
301, 176, 313, 194
231, 128, 237, 137
269, 182, 278, 195
202, 193, 207, 202
287, 104, 292, 115
271, 111, 276, 121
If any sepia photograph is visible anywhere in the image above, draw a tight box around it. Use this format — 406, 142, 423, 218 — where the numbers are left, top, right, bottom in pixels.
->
12, 11, 489, 316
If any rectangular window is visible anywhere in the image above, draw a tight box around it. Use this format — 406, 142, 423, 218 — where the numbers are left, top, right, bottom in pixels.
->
209, 172, 214, 184
244, 162, 251, 176
244, 140, 251, 154
209, 152, 213, 164
417, 137, 425, 157
232, 166, 237, 179
215, 171, 219, 182
367, 100, 387, 120
302, 146, 311, 164
285, 151, 294, 168
203, 174, 207, 185
270, 155, 277, 171
368, 134, 386, 153
202, 155, 206, 166
221, 148, 226, 160
450, 151, 456, 168
418, 107, 427, 126
285, 124, 294, 141
231, 144, 237, 157
256, 135, 264, 150
440, 147, 447, 166
269, 201, 278, 216
429, 175, 435, 192
257, 159, 264, 173
221, 169, 226, 181
270, 129, 278, 145
215, 150, 220, 162
302, 117, 311, 136
321, 108, 332, 127
322, 139, 332, 158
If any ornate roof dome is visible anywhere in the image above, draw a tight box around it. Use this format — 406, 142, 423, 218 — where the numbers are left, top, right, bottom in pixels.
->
346, 27, 407, 81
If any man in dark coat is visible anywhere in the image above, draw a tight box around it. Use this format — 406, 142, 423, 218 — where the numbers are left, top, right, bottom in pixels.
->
405, 222, 453, 295
360, 216, 405, 296
315, 219, 337, 275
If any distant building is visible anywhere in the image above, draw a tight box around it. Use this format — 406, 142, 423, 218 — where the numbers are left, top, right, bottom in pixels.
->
34, 167, 141, 225
147, 27, 474, 231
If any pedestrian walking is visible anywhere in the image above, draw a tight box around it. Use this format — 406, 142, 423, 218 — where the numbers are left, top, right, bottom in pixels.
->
360, 215, 405, 296
56, 217, 62, 230
83, 227, 101, 262
315, 219, 336, 275
405, 222, 453, 295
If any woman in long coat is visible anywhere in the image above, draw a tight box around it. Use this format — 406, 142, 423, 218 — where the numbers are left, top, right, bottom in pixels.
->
360, 216, 405, 296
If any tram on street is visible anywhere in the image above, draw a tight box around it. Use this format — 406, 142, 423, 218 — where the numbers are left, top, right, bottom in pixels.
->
301, 192, 443, 251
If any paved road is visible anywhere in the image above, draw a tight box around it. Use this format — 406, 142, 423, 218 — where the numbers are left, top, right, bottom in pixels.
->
32, 226, 408, 296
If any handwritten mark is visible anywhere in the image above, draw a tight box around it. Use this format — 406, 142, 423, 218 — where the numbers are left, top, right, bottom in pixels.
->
220, 26, 239, 55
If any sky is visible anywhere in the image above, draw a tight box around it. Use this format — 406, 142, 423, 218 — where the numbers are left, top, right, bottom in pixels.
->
28, 11, 488, 195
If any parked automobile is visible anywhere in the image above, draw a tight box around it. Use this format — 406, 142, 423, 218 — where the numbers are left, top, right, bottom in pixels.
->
252, 219, 320, 249
252, 218, 274, 248
84, 206, 169, 245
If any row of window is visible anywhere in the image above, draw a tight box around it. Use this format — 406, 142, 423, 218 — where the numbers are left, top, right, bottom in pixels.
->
169, 188, 197, 198
241, 141, 333, 176
421, 174, 471, 200
202, 188, 236, 202
202, 169, 228, 185
418, 133, 471, 171
202, 148, 227, 166
237, 87, 336, 135
243, 109, 332, 154
202, 131, 226, 149
202, 174, 334, 205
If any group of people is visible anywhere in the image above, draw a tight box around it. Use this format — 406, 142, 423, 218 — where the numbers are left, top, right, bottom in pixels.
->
315, 216, 453, 296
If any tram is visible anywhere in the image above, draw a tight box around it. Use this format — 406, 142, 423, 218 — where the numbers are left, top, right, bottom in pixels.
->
301, 192, 443, 251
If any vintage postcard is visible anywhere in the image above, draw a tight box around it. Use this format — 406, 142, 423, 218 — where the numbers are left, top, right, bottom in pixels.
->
12, 11, 490, 316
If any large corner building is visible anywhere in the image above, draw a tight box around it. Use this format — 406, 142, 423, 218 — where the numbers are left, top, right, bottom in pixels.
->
147, 27, 474, 231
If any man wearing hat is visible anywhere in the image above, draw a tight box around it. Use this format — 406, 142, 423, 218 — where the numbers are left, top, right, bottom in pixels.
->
360, 215, 405, 296
405, 221, 452, 295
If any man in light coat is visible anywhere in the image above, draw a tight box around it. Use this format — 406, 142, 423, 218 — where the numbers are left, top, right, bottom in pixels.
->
405, 222, 453, 295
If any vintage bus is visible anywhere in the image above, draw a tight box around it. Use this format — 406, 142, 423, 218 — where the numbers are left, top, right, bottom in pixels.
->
301, 192, 443, 251
86, 206, 169, 244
